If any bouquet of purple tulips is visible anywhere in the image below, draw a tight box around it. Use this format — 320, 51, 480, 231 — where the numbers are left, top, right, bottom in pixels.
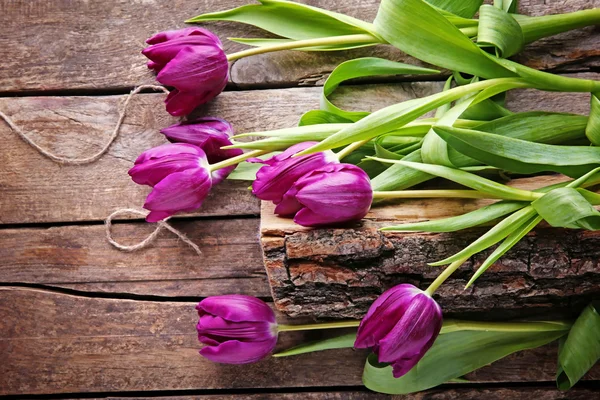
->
129, 0, 600, 394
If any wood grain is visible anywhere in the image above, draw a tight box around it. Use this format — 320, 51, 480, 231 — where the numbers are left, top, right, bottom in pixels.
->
98, 387, 600, 399
261, 175, 600, 318
1, 75, 595, 224
0, 0, 598, 92
1, 287, 598, 395
0, 218, 269, 297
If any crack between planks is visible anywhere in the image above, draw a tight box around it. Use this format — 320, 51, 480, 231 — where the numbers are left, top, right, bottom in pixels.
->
0, 282, 273, 303
1, 381, 599, 399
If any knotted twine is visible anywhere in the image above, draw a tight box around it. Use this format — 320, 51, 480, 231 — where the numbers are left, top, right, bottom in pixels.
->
0, 85, 202, 255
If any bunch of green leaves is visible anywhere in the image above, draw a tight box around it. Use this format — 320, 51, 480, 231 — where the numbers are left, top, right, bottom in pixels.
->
379, 162, 600, 287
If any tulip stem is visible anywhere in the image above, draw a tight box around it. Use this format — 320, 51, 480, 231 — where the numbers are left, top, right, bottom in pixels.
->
226, 34, 380, 62
277, 320, 360, 332
372, 190, 502, 200
335, 139, 370, 161
209, 149, 269, 172
425, 257, 469, 296
441, 319, 572, 334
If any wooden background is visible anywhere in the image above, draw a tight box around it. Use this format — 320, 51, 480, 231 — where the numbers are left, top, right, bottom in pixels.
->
1, 0, 599, 398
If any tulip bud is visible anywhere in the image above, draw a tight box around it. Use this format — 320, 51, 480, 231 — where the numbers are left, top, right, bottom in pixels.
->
142, 28, 228, 116
128, 143, 212, 222
196, 295, 278, 364
251, 142, 338, 204
161, 117, 243, 184
274, 163, 372, 227
355, 284, 443, 378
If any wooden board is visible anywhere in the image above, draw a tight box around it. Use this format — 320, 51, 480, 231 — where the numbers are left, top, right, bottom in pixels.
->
1, 287, 599, 395
83, 387, 600, 399
0, 1, 598, 92
0, 218, 269, 297
1, 75, 596, 224
260, 175, 600, 318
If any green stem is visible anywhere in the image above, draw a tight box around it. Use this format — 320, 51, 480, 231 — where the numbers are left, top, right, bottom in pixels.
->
226, 34, 380, 62
208, 149, 268, 172
336, 139, 369, 160
425, 257, 469, 296
277, 320, 360, 332
372, 189, 503, 200
441, 319, 572, 334
517, 8, 600, 44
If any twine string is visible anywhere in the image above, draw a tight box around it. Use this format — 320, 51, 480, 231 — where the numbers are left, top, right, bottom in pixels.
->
0, 84, 169, 165
105, 209, 202, 255
2, 85, 202, 255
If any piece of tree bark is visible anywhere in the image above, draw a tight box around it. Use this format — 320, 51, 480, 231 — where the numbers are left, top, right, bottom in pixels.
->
0, 1, 597, 92
261, 175, 600, 319
1, 75, 595, 224
1, 287, 598, 395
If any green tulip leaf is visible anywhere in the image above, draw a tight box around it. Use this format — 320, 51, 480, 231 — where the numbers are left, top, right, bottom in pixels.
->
381, 201, 527, 233
586, 93, 600, 145
363, 324, 567, 394
322, 57, 439, 121
532, 188, 600, 230
434, 125, 600, 177
557, 302, 600, 390
477, 5, 524, 58
425, 0, 484, 18
187, 0, 380, 46
299, 110, 353, 126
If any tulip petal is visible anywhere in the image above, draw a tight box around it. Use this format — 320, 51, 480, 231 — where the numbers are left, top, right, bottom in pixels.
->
200, 338, 277, 364
143, 168, 211, 222
196, 295, 276, 323
354, 285, 420, 349
197, 314, 275, 341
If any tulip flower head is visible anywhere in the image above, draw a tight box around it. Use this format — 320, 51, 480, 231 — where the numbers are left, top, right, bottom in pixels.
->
251, 142, 339, 204
275, 163, 373, 227
143, 28, 228, 116
196, 295, 278, 364
355, 284, 443, 378
128, 143, 212, 222
161, 117, 243, 184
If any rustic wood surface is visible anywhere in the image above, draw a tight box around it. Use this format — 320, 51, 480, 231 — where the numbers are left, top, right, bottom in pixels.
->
0, 0, 598, 92
2, 287, 599, 396
1, 0, 600, 398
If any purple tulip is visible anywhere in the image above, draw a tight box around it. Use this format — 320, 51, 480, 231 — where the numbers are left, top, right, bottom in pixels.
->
143, 27, 228, 116
274, 163, 372, 227
196, 295, 278, 364
128, 143, 212, 222
355, 284, 443, 378
161, 117, 243, 184
251, 142, 338, 204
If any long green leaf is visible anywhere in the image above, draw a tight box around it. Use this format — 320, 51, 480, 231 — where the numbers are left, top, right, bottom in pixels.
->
274, 333, 357, 357
434, 125, 600, 177
426, 0, 483, 18
187, 0, 380, 44
363, 326, 567, 394
557, 302, 600, 390
466, 214, 542, 288
381, 201, 526, 232
295, 78, 528, 156
430, 206, 538, 266
374, 0, 513, 78
321, 57, 438, 121
369, 159, 539, 201
586, 93, 600, 145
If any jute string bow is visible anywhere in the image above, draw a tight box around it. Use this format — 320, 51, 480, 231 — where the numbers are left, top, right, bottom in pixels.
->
0, 85, 202, 256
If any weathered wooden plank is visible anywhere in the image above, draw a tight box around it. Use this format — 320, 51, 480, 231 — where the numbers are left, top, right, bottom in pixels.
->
1, 287, 598, 395
0, 218, 269, 297
1, 74, 595, 224
260, 175, 600, 319
0, 0, 598, 92
96, 387, 600, 400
